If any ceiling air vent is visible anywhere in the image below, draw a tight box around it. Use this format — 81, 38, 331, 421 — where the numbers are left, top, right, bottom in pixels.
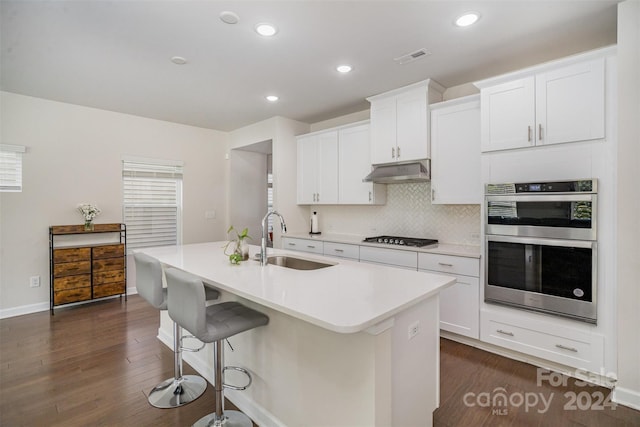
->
394, 48, 432, 65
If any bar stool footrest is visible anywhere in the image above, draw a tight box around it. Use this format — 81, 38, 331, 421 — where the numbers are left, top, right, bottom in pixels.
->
223, 365, 252, 391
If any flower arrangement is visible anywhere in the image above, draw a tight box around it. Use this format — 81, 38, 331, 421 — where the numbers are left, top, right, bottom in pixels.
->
77, 203, 101, 230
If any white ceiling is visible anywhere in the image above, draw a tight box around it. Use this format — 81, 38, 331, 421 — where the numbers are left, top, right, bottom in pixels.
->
0, 1, 619, 132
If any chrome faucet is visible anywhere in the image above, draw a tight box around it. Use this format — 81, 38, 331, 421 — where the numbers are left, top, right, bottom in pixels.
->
260, 210, 287, 266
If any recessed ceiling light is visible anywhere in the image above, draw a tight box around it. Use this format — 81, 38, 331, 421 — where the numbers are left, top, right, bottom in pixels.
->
336, 65, 352, 73
255, 23, 278, 37
266, 95, 279, 102
219, 11, 240, 25
455, 12, 480, 27
171, 56, 187, 65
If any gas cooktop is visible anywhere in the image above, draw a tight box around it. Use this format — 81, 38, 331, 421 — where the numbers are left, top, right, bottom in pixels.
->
363, 235, 438, 248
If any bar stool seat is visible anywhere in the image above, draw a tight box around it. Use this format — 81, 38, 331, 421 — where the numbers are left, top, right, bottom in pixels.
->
134, 253, 219, 409
165, 267, 269, 427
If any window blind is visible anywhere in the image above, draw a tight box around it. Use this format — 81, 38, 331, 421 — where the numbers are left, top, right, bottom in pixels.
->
122, 160, 183, 253
0, 144, 26, 192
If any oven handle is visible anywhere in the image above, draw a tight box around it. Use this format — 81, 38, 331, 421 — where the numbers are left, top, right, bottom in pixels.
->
485, 194, 595, 202
486, 234, 596, 249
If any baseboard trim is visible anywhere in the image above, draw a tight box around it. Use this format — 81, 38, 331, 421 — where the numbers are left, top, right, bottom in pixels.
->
0, 287, 138, 319
613, 386, 640, 411
0, 301, 49, 319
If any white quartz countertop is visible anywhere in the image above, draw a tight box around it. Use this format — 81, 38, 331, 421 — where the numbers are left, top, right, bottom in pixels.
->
139, 242, 456, 334
284, 232, 481, 258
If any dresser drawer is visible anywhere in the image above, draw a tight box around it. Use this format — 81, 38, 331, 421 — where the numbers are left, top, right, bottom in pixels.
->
53, 247, 91, 263
93, 282, 125, 298
282, 237, 324, 254
418, 253, 479, 277
92, 244, 125, 259
94, 270, 125, 285
54, 287, 92, 305
93, 257, 125, 272
53, 274, 91, 291
323, 242, 359, 260
54, 261, 91, 277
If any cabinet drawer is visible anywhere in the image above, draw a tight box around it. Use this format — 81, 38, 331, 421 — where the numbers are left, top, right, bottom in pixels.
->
93, 282, 125, 298
53, 247, 91, 263
94, 270, 125, 285
54, 287, 91, 305
480, 311, 604, 372
93, 257, 125, 272
53, 274, 91, 291
282, 237, 324, 254
418, 253, 479, 277
359, 246, 417, 269
92, 244, 125, 259
323, 242, 359, 260
54, 261, 91, 277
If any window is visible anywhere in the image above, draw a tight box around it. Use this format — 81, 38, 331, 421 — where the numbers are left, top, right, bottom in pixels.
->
0, 144, 26, 192
122, 158, 183, 253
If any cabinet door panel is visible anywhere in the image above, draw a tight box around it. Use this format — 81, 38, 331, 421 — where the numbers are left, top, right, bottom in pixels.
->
53, 247, 91, 263
370, 98, 396, 164
297, 135, 318, 204
53, 274, 91, 291
430, 98, 481, 204
54, 261, 91, 277
339, 124, 374, 204
93, 244, 125, 259
317, 131, 339, 204
396, 89, 428, 161
438, 275, 480, 339
54, 287, 91, 305
536, 58, 605, 145
93, 257, 125, 272
94, 282, 125, 298
481, 77, 535, 152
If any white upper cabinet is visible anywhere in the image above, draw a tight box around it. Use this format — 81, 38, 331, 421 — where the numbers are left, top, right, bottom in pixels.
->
296, 131, 339, 204
368, 79, 444, 165
476, 56, 606, 152
338, 123, 386, 205
297, 121, 385, 205
430, 95, 481, 204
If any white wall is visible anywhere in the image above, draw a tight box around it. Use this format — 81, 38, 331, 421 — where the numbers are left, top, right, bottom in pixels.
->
0, 92, 229, 314
615, 0, 640, 410
229, 116, 310, 248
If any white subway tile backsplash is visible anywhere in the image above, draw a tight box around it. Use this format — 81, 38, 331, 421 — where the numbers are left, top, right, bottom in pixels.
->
311, 182, 481, 245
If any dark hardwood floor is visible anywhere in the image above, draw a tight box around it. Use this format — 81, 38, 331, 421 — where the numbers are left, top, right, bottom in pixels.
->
1, 295, 638, 426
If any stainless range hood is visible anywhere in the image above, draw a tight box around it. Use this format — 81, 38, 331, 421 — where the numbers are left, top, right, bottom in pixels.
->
363, 160, 430, 184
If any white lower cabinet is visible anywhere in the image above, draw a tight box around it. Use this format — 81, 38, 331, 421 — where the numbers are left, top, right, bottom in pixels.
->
323, 242, 359, 260
418, 253, 480, 339
281, 237, 323, 255
480, 309, 605, 373
359, 246, 418, 270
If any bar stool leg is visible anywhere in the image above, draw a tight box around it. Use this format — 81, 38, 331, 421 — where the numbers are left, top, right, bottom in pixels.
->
147, 322, 207, 408
193, 340, 253, 427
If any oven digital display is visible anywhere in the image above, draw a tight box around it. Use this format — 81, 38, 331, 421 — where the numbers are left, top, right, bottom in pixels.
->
529, 184, 542, 191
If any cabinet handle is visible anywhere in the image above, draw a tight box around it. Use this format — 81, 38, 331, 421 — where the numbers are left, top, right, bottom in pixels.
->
391, 147, 395, 158
334, 249, 344, 253
431, 189, 435, 201
538, 124, 543, 141
307, 245, 316, 249
369, 191, 372, 202
497, 329, 514, 337
397, 146, 401, 158
555, 344, 578, 353
527, 126, 532, 142
438, 262, 453, 267
288, 242, 296, 246
316, 193, 320, 202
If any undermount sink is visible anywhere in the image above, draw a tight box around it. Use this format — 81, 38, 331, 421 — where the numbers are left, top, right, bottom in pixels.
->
267, 255, 334, 270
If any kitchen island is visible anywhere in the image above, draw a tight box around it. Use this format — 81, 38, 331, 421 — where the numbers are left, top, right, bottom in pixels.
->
139, 242, 456, 427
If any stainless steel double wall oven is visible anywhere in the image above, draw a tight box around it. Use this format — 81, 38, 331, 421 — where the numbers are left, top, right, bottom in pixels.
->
485, 179, 598, 323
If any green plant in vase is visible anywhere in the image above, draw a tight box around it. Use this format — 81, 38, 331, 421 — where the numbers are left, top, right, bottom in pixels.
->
224, 225, 252, 264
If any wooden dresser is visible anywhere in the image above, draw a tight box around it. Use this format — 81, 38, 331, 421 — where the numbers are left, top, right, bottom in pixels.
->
49, 223, 126, 314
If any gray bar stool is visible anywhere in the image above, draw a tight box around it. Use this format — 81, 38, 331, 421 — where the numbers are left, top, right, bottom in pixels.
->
165, 267, 269, 427
134, 253, 220, 408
